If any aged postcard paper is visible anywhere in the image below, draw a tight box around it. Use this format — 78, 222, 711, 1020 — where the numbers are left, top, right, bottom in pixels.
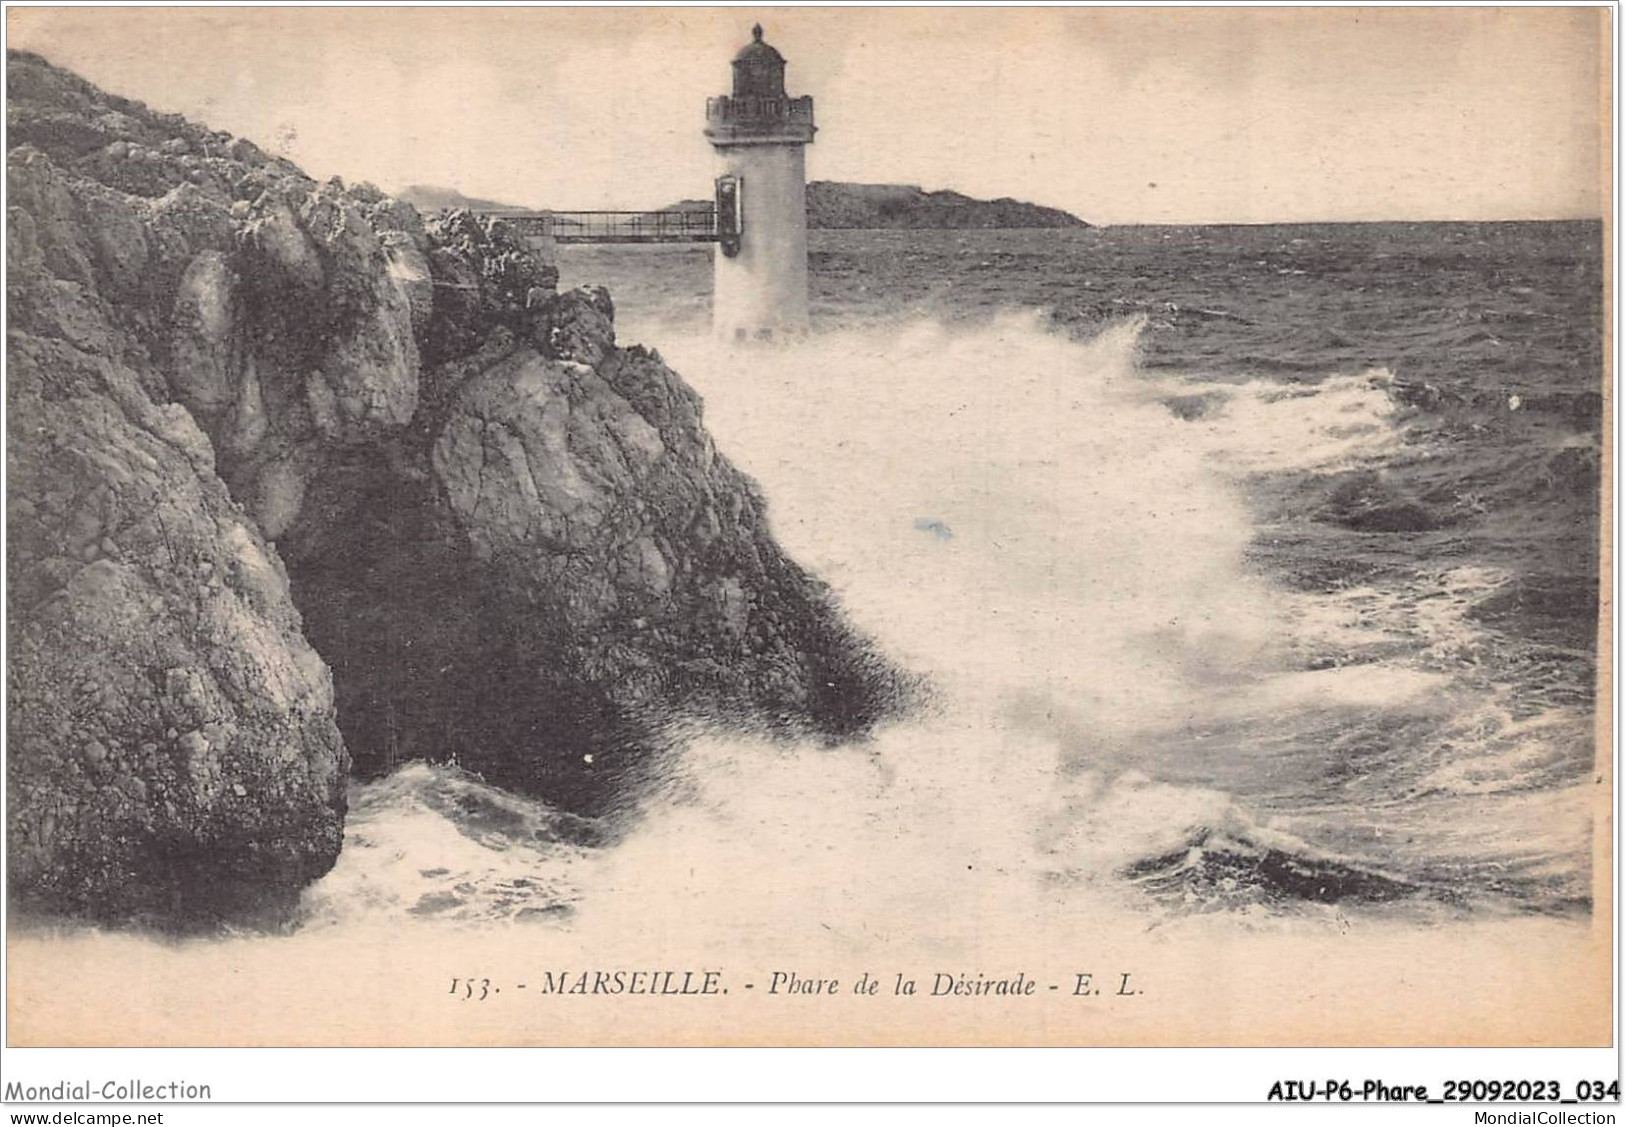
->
3, 5, 1612, 1049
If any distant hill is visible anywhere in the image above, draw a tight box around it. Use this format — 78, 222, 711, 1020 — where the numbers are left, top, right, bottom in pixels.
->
403, 182, 1088, 230
396, 184, 525, 212
670, 182, 1087, 229
809, 182, 1087, 229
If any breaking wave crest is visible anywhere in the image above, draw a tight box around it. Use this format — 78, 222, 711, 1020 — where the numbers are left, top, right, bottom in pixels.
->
297, 311, 1594, 945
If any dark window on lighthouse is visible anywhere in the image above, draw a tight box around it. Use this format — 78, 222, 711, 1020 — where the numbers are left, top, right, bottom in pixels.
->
716, 174, 743, 257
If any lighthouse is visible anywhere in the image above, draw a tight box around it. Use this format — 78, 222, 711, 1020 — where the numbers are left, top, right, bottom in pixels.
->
704, 24, 816, 340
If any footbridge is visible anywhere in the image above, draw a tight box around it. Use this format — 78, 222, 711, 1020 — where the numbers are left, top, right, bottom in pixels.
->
478, 209, 718, 245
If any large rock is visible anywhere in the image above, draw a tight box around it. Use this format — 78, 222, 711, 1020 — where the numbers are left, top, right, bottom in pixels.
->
7, 287, 346, 928
4, 54, 410, 924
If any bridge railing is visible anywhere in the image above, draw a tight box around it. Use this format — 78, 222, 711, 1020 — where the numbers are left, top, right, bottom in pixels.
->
480, 209, 717, 243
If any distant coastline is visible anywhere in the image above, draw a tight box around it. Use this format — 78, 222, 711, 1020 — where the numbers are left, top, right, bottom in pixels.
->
398, 181, 1090, 230
395, 185, 1596, 230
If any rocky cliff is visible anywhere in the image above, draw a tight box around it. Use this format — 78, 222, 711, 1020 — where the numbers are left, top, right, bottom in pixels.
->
6, 52, 907, 928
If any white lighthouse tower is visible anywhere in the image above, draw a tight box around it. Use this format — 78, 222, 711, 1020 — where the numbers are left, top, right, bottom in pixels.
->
704, 24, 816, 341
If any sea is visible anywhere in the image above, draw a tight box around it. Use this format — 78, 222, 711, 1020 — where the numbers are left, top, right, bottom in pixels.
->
298, 221, 1605, 938
10, 224, 1608, 1036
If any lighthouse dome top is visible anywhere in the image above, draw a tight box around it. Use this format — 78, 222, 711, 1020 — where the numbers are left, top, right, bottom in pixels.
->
731, 24, 788, 97
733, 24, 786, 64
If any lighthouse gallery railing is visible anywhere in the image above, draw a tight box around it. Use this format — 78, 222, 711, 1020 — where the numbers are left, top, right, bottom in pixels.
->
705, 95, 815, 124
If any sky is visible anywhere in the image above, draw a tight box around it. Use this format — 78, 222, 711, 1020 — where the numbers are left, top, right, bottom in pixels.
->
6, 6, 1609, 224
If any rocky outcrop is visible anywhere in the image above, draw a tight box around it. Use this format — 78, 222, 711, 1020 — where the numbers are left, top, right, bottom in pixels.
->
285, 283, 905, 809
7, 52, 906, 924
